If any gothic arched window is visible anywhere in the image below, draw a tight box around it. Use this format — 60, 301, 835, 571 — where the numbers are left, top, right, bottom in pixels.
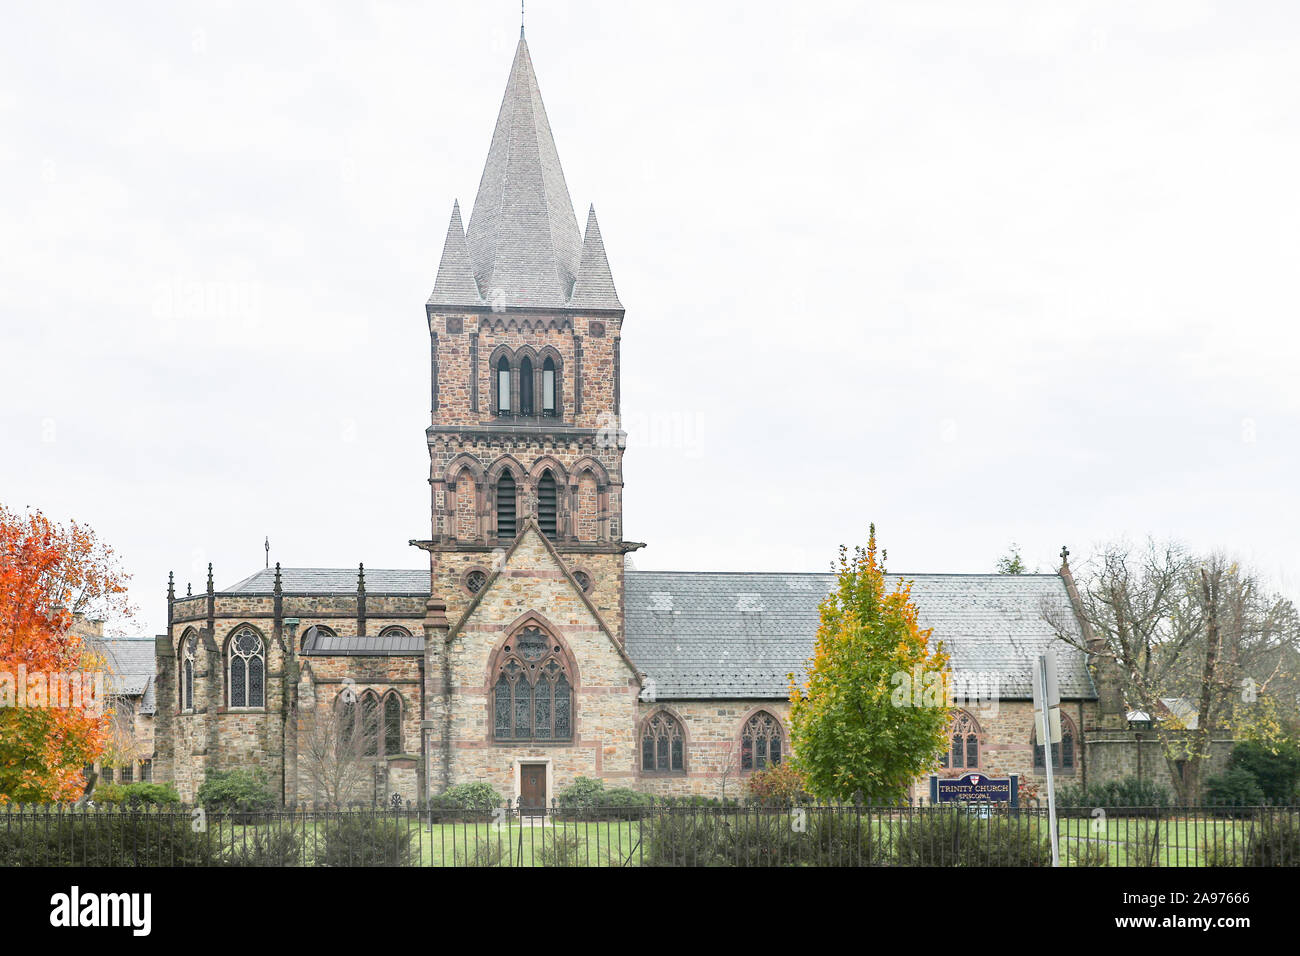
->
384, 692, 402, 755
496, 472, 517, 540
1033, 712, 1077, 774
542, 356, 557, 416
228, 628, 265, 709
492, 626, 573, 742
496, 355, 512, 415
360, 691, 380, 756
518, 356, 534, 416
537, 470, 558, 540
740, 711, 784, 771
180, 631, 197, 712
336, 692, 359, 758
641, 711, 686, 774
939, 711, 981, 769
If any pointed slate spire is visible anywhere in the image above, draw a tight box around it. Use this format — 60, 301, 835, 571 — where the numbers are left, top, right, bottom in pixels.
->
464, 37, 583, 309
429, 200, 484, 308
569, 205, 623, 311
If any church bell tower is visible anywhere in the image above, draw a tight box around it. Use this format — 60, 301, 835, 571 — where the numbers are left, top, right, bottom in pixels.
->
416, 34, 638, 634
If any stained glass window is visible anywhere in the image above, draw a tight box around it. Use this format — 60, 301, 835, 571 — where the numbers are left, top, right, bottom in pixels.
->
641, 712, 685, 773
513, 682, 532, 738
384, 693, 401, 755
181, 632, 197, 711
494, 679, 510, 740
361, 692, 380, 756
1033, 714, 1077, 773
337, 696, 358, 758
491, 629, 572, 741
228, 628, 265, 708
942, 711, 981, 769
554, 676, 571, 739
230, 658, 246, 707
741, 711, 784, 771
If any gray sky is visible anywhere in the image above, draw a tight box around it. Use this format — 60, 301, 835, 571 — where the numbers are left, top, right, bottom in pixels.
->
3, 1, 1298, 636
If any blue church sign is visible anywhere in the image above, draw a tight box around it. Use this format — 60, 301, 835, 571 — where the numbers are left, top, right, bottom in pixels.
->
929, 772, 1019, 807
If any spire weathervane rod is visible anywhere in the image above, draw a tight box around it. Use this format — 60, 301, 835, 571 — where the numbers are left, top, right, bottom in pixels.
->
521, 0, 525, 38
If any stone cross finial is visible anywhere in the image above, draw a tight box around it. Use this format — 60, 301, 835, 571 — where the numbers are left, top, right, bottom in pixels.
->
1060, 545, 1070, 567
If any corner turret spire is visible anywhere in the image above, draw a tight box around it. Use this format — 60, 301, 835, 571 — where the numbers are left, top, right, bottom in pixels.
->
569, 205, 622, 311
429, 200, 484, 307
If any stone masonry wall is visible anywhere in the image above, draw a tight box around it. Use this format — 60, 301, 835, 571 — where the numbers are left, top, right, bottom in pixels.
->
430, 311, 621, 430
441, 527, 640, 802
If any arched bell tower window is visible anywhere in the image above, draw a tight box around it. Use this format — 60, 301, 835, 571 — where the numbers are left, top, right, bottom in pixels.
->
542, 356, 557, 416
496, 355, 512, 416
227, 627, 265, 710
496, 472, 517, 540
518, 356, 534, 416
491, 625, 573, 742
740, 710, 784, 771
537, 470, 558, 540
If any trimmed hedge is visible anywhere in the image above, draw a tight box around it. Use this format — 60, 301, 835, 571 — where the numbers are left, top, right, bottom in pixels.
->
893, 810, 1051, 866
1055, 777, 1172, 816
0, 809, 215, 866
196, 769, 277, 821
318, 814, 413, 867
555, 777, 653, 819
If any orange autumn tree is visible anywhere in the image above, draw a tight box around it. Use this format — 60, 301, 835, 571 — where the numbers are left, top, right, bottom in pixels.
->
789, 525, 951, 803
0, 505, 133, 802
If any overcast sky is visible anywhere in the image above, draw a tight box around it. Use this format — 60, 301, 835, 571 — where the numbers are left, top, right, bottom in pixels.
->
3, 1, 1298, 635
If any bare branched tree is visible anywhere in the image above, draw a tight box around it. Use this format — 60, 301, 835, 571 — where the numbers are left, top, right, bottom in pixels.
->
300, 696, 369, 807
1047, 539, 1300, 802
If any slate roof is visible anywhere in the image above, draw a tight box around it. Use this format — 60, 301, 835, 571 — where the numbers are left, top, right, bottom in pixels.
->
622, 571, 1095, 701
462, 36, 584, 310
225, 568, 428, 594
219, 566, 1093, 700
301, 630, 424, 657
98, 637, 158, 714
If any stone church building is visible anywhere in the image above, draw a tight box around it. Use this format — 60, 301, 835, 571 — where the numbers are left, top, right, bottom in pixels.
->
154, 32, 1155, 808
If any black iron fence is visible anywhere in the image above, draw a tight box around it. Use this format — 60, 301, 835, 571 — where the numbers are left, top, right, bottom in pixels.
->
1, 802, 1297, 866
